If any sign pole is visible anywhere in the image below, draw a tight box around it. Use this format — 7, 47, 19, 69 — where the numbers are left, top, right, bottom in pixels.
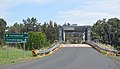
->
23, 43, 25, 58
6, 43, 10, 64
5, 43, 8, 65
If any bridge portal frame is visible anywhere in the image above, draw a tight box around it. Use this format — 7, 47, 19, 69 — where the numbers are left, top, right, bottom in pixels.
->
58, 25, 91, 42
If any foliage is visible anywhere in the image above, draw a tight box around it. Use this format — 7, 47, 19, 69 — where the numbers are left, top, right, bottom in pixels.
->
41, 21, 59, 43
0, 18, 7, 47
23, 17, 41, 32
0, 18, 7, 38
0, 17, 59, 50
22, 18, 59, 43
27, 32, 50, 50
7, 23, 24, 33
6, 17, 59, 44
92, 18, 120, 48
63, 23, 71, 26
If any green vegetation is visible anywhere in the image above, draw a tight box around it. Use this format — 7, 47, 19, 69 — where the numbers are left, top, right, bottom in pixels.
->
0, 17, 60, 47
0, 18, 7, 48
92, 18, 120, 50
0, 17, 60, 64
116, 56, 120, 60
0, 16, 120, 64
0, 48, 32, 64
27, 32, 50, 50
6, 17, 59, 43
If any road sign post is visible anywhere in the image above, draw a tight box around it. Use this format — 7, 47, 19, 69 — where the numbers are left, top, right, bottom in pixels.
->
23, 43, 25, 58
4, 34, 28, 58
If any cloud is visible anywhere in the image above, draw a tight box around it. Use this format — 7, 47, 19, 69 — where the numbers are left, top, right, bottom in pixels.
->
1, 0, 120, 26
57, 0, 120, 25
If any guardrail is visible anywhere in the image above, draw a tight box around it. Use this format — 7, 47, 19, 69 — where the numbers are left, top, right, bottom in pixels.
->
32, 41, 63, 56
83, 41, 119, 56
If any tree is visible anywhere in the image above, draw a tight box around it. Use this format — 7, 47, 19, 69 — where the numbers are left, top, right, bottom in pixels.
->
67, 23, 71, 26
7, 17, 60, 45
0, 18, 7, 47
53, 22, 58, 40
41, 21, 59, 43
0, 18, 7, 38
23, 17, 41, 32
92, 18, 120, 48
107, 18, 120, 46
7, 23, 24, 33
41, 22, 47, 34
63, 23, 71, 26
92, 19, 105, 42
47, 20, 54, 43
63, 23, 67, 26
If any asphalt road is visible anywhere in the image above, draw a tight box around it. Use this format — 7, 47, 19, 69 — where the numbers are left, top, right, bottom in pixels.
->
3, 44, 119, 69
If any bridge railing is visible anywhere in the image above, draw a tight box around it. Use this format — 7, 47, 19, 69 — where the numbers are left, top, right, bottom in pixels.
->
83, 41, 119, 56
32, 41, 63, 56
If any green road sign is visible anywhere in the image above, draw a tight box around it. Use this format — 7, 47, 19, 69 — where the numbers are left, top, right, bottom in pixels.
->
4, 34, 28, 43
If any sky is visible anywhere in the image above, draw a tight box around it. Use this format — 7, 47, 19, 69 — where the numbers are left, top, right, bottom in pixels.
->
0, 0, 120, 26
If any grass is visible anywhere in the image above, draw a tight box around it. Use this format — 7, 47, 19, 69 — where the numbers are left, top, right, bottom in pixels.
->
97, 42, 114, 50
96, 42, 120, 61
116, 56, 120, 60
117, 56, 120, 65
0, 48, 32, 64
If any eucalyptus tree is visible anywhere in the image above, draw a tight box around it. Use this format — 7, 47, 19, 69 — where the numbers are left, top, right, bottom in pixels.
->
23, 17, 40, 32
0, 18, 7, 46
107, 18, 120, 46
8, 23, 24, 33
0, 18, 7, 39
92, 18, 120, 47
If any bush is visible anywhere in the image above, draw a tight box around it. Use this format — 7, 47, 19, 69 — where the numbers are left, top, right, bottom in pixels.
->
27, 32, 50, 50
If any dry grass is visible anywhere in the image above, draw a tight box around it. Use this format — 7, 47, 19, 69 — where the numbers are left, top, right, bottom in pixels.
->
97, 42, 114, 50
0, 48, 32, 64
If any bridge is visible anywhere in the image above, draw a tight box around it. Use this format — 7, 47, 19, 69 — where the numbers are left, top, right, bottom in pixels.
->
58, 25, 91, 43
2, 25, 120, 69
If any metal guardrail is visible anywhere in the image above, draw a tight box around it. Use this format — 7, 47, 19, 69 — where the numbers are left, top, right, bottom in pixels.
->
83, 41, 119, 56
32, 41, 63, 56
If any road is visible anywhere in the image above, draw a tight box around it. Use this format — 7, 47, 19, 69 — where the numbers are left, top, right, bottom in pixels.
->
3, 44, 119, 69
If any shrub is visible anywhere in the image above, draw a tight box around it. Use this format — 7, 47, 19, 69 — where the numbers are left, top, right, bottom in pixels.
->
27, 32, 50, 50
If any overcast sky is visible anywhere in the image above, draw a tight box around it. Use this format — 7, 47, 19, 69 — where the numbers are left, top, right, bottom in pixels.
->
0, 0, 120, 26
